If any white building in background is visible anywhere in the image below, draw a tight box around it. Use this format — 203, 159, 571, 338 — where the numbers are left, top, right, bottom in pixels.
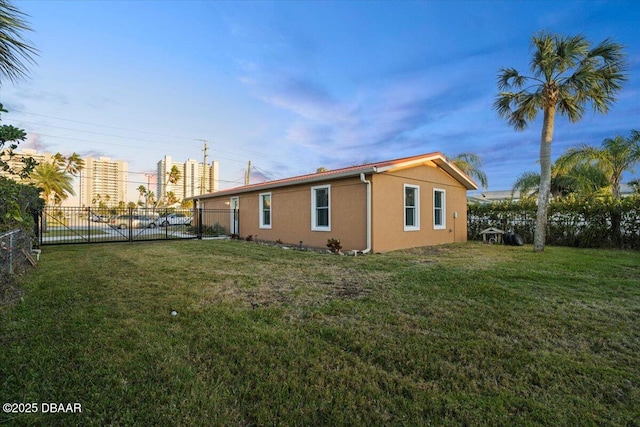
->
184, 158, 220, 198
157, 155, 219, 204
81, 156, 128, 207
0, 148, 52, 179
157, 155, 185, 202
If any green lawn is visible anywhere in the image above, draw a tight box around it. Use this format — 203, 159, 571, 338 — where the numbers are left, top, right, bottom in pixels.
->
1, 241, 638, 426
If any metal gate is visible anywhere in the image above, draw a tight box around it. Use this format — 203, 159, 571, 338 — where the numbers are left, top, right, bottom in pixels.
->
39, 207, 239, 246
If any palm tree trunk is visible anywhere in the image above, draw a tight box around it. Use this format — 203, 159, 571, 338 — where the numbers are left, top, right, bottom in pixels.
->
534, 106, 556, 252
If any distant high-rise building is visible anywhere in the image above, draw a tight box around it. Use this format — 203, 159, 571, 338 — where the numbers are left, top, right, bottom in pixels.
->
157, 155, 185, 203
0, 150, 128, 207
184, 159, 219, 198
0, 148, 52, 179
157, 156, 219, 205
81, 156, 128, 207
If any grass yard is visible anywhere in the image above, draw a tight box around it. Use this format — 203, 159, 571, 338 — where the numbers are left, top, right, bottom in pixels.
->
1, 241, 638, 426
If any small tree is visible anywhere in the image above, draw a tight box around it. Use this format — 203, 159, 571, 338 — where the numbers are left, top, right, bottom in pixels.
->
0, 105, 36, 178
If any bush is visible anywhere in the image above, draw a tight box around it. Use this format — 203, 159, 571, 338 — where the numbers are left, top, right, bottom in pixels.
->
327, 238, 342, 253
187, 222, 227, 237
0, 177, 43, 237
468, 196, 640, 249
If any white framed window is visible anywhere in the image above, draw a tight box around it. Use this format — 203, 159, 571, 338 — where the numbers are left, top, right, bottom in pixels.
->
259, 192, 271, 229
434, 188, 446, 229
311, 185, 330, 231
404, 184, 420, 231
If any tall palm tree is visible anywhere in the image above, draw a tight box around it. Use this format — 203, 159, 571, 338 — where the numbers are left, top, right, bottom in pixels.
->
30, 161, 74, 205
0, 0, 38, 85
555, 130, 640, 198
494, 32, 627, 252
448, 152, 488, 190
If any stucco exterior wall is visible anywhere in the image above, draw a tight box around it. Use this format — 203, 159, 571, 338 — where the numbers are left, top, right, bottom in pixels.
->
200, 177, 367, 251
370, 162, 469, 252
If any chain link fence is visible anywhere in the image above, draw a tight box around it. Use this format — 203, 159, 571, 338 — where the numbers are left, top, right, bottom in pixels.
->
1, 228, 37, 277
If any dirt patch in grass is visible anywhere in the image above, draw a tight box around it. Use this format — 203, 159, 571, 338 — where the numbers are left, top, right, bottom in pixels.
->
197, 263, 386, 311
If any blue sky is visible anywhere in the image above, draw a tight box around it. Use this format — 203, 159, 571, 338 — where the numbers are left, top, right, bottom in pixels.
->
2, 0, 639, 199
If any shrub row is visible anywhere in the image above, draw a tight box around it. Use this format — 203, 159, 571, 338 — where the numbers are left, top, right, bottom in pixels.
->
468, 196, 640, 249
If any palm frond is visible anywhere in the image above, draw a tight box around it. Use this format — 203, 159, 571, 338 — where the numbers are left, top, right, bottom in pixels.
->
496, 68, 528, 90
511, 171, 540, 198
0, 0, 38, 84
449, 152, 489, 189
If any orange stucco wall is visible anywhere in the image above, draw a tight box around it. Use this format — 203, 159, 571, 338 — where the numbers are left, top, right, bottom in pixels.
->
370, 162, 469, 252
200, 177, 367, 251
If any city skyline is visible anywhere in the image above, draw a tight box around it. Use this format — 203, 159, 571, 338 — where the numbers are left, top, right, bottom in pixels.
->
1, 148, 220, 206
1, 1, 638, 195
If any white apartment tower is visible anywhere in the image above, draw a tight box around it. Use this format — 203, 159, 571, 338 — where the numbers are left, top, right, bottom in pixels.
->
157, 155, 185, 202
157, 156, 219, 204
184, 159, 219, 198
81, 156, 128, 207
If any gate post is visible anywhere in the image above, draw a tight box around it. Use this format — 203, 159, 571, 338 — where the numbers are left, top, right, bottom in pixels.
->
197, 207, 203, 240
128, 206, 133, 242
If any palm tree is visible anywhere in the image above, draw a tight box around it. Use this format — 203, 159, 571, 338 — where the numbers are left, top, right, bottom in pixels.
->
168, 165, 181, 185
0, 0, 38, 85
448, 152, 488, 190
512, 163, 608, 199
494, 32, 627, 251
137, 185, 147, 206
30, 161, 74, 205
53, 152, 85, 176
146, 191, 156, 207
555, 130, 640, 198
166, 191, 178, 206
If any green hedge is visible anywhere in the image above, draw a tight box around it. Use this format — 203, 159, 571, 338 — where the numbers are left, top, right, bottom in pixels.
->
468, 196, 640, 249
0, 177, 43, 237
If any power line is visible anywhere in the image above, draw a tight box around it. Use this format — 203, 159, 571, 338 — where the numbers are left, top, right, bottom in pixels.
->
6, 110, 276, 159
10, 109, 197, 139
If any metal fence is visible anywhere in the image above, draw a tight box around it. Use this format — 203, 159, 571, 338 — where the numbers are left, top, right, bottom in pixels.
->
39, 207, 239, 246
1, 228, 38, 276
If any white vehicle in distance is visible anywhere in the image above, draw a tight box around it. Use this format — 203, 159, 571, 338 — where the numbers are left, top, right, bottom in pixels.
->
109, 215, 156, 229
155, 213, 192, 227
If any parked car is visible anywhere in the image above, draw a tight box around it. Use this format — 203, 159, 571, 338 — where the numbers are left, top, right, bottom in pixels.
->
109, 215, 156, 229
90, 214, 110, 222
155, 213, 192, 227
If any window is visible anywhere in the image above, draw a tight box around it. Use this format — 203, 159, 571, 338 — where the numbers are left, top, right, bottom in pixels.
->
311, 185, 330, 231
404, 184, 420, 231
434, 188, 446, 229
259, 193, 271, 229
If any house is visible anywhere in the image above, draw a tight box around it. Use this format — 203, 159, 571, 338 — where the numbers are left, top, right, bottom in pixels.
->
188, 152, 478, 253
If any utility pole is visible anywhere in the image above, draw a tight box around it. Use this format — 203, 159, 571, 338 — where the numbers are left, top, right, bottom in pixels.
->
195, 139, 208, 195
145, 173, 154, 208
245, 160, 252, 185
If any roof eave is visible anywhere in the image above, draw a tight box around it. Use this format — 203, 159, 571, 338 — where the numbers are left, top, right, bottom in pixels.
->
188, 166, 378, 200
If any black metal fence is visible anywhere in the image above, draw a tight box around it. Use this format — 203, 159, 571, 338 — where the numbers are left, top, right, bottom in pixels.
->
39, 207, 239, 246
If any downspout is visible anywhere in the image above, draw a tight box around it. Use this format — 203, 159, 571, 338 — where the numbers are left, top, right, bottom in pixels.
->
359, 173, 372, 254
